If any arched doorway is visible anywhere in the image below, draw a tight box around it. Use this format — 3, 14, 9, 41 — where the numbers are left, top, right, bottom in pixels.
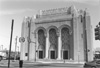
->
49, 28, 58, 59
61, 27, 70, 60
38, 29, 46, 59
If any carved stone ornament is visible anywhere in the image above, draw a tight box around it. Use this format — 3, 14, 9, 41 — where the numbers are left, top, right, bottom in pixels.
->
41, 7, 68, 15
19, 37, 25, 43
44, 33, 47, 37
69, 30, 72, 35
56, 32, 60, 36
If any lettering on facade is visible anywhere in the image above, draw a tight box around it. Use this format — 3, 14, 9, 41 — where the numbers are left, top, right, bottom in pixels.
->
41, 7, 68, 15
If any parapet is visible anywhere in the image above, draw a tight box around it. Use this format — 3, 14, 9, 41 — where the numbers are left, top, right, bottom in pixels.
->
34, 6, 79, 19
22, 6, 90, 21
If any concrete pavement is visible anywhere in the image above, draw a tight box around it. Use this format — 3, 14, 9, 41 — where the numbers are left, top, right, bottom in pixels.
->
0, 60, 84, 68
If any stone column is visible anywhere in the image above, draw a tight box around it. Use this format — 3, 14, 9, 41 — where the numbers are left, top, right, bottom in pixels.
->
57, 32, 61, 60
45, 33, 49, 59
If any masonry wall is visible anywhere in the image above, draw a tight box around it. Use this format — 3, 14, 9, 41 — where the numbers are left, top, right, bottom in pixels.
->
29, 17, 36, 61
85, 15, 93, 61
20, 21, 29, 60
77, 16, 84, 62
20, 9, 93, 62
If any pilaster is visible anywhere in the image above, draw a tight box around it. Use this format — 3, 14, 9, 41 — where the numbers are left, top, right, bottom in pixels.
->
57, 32, 61, 60
45, 32, 49, 59
73, 16, 79, 62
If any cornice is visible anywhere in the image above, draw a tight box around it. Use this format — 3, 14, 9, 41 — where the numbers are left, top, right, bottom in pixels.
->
35, 14, 72, 24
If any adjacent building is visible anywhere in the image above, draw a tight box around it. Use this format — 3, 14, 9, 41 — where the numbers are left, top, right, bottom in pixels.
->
20, 6, 93, 63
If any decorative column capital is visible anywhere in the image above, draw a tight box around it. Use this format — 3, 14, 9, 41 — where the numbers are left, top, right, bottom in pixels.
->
69, 30, 72, 35
44, 33, 47, 37
57, 32, 60, 37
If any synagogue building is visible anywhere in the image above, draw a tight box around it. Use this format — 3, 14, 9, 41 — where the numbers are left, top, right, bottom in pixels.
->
20, 6, 93, 63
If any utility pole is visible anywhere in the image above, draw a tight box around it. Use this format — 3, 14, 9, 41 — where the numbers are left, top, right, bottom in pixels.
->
14, 36, 18, 60
8, 19, 14, 68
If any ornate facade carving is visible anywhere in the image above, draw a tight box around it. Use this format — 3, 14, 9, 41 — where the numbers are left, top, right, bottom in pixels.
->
49, 29, 58, 50
20, 6, 93, 62
61, 27, 70, 50
38, 29, 46, 50
41, 7, 68, 16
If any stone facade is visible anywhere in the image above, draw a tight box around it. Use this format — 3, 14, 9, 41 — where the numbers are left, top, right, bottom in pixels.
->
20, 6, 93, 63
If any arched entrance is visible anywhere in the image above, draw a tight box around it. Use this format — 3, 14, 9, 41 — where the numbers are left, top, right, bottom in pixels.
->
38, 29, 46, 59
49, 28, 58, 59
61, 27, 70, 60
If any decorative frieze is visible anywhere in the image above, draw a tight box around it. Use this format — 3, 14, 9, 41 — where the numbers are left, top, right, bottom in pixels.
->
40, 7, 69, 16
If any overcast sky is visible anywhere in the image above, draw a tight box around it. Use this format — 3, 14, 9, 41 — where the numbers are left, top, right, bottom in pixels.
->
0, 0, 100, 51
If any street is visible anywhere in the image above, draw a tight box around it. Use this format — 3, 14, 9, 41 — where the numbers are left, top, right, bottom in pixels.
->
0, 60, 84, 68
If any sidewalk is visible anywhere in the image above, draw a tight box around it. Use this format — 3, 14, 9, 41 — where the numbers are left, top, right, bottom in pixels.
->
0, 60, 84, 68
0, 60, 18, 67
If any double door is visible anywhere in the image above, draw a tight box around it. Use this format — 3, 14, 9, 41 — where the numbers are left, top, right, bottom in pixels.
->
50, 51, 56, 59
63, 50, 69, 59
39, 51, 44, 59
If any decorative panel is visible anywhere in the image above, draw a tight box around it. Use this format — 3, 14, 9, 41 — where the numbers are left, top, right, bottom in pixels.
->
38, 29, 46, 49
61, 27, 70, 49
49, 29, 58, 49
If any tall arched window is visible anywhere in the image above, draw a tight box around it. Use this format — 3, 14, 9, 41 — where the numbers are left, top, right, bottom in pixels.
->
38, 29, 46, 59
61, 27, 70, 49
49, 28, 58, 59
61, 27, 70, 59
49, 29, 57, 49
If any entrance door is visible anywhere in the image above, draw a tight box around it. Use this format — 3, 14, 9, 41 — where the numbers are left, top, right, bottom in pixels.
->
39, 51, 43, 59
63, 50, 68, 59
51, 51, 55, 59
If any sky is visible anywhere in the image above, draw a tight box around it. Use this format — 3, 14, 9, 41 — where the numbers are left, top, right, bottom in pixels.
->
0, 0, 100, 51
